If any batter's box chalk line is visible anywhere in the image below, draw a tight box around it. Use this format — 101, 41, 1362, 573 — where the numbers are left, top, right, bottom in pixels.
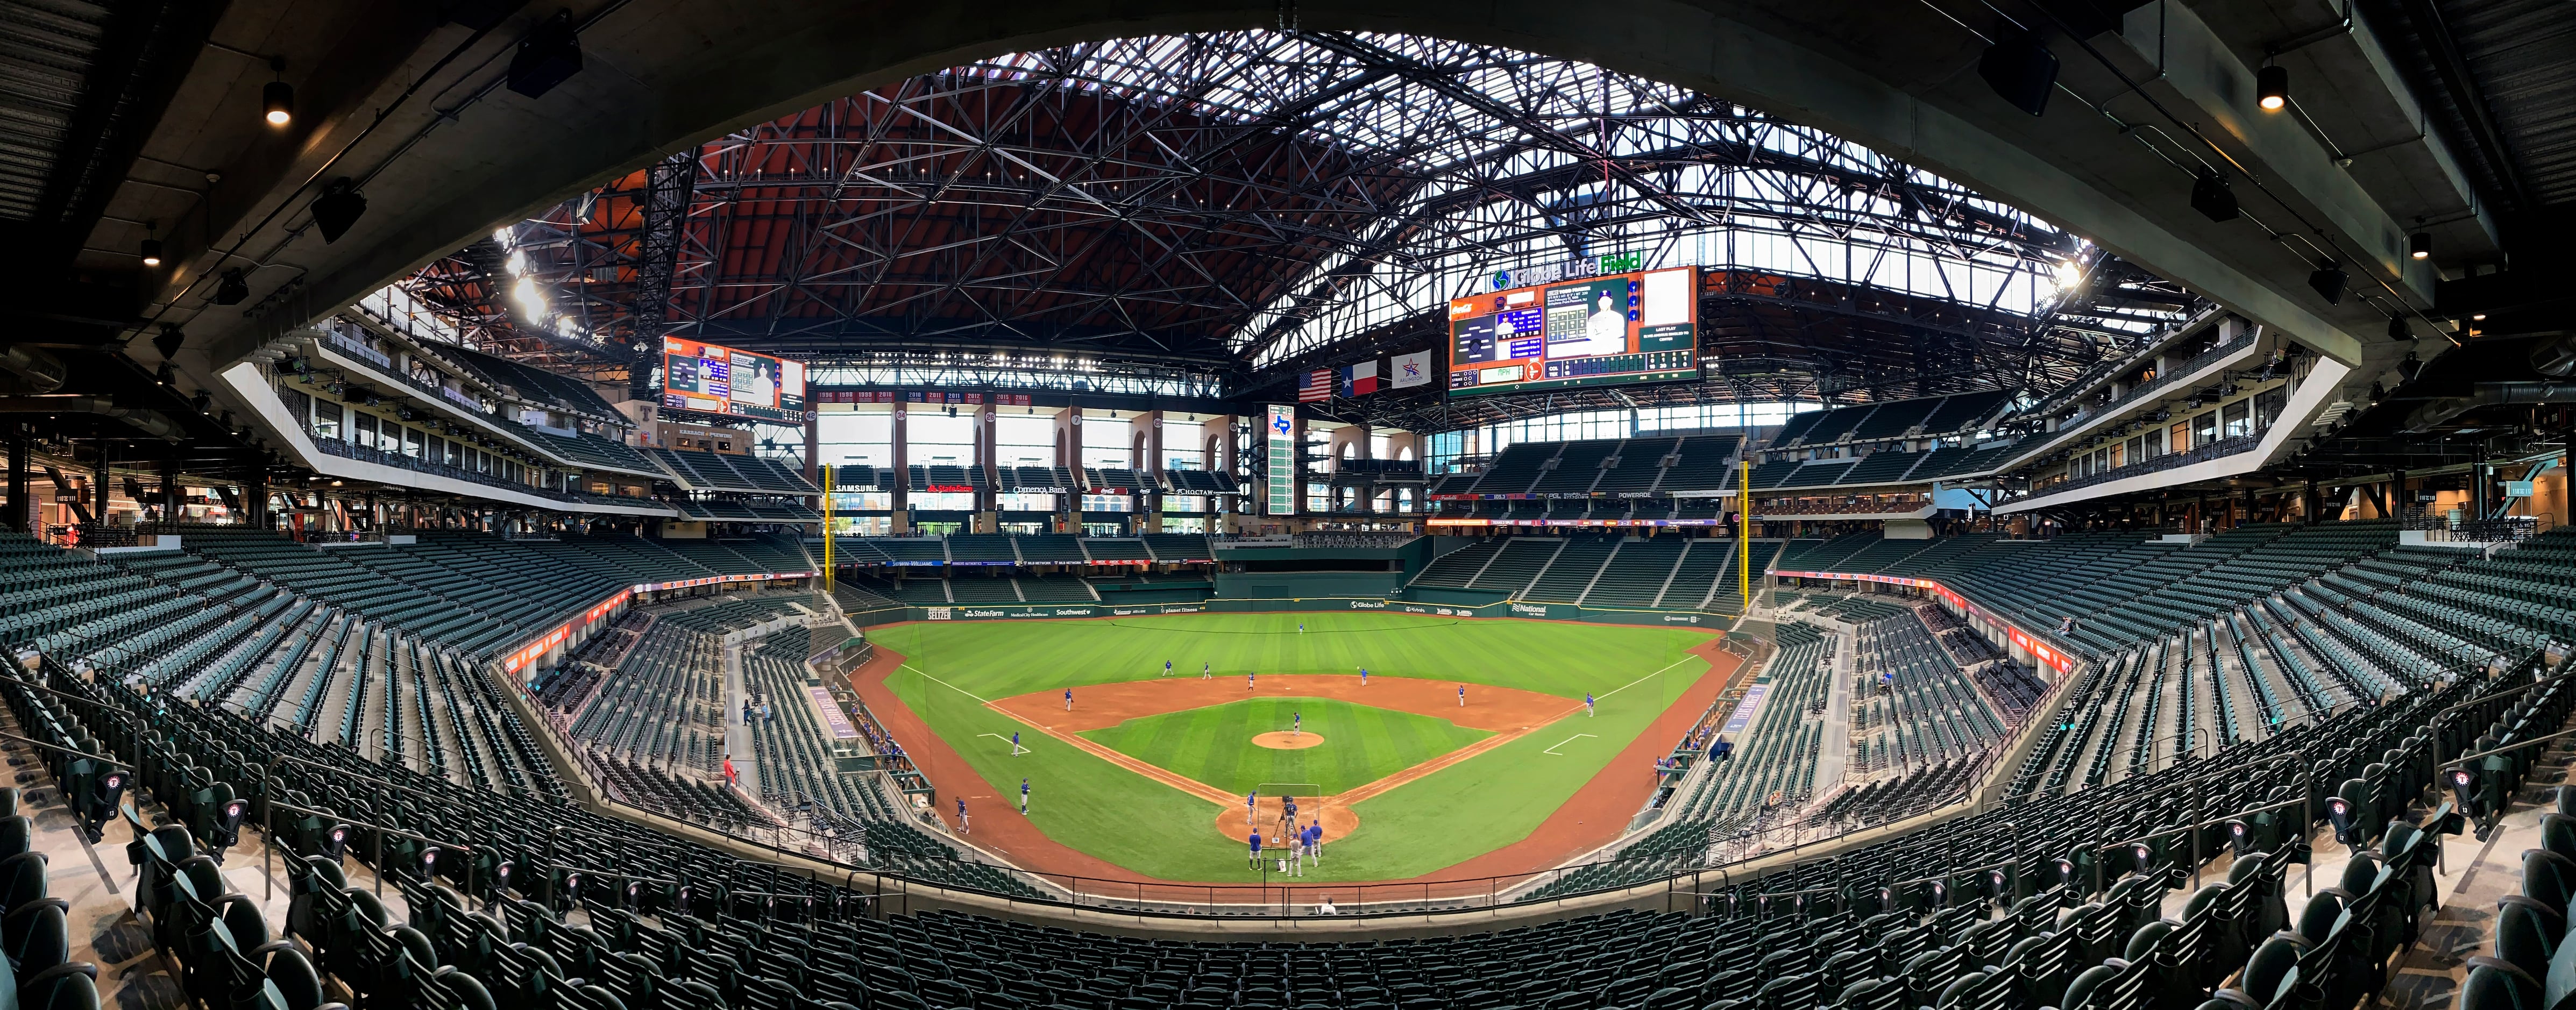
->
978, 733, 1032, 755
1542, 734, 1598, 756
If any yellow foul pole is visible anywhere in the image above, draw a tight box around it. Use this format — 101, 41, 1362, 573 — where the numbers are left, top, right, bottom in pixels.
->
822, 464, 835, 592
1737, 458, 1751, 608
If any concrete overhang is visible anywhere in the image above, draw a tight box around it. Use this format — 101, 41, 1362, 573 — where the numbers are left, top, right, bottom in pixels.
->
144, 1, 2454, 401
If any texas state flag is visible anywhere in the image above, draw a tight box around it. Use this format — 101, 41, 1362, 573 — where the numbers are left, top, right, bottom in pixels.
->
1340, 360, 1381, 396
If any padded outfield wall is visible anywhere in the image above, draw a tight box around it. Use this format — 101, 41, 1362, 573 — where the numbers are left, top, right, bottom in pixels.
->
893, 595, 1736, 630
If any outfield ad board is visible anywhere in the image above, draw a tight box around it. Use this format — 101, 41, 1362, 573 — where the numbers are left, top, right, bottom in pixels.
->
903, 598, 1726, 628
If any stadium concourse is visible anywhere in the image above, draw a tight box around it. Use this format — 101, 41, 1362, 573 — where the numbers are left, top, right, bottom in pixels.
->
2, 4, 2573, 1010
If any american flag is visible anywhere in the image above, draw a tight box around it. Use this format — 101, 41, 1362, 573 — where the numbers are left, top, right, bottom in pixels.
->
1297, 369, 1332, 402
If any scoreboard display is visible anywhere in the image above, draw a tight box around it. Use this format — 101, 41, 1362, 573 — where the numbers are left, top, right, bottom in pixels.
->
662, 337, 808, 422
1447, 266, 1698, 396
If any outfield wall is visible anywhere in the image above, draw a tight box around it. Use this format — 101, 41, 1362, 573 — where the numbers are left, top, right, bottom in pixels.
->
898, 595, 1736, 629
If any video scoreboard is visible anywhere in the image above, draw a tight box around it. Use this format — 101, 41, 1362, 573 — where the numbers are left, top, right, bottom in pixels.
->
1447, 265, 1698, 396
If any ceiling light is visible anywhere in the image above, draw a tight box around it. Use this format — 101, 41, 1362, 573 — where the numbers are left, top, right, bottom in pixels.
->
2307, 261, 2346, 305
512, 276, 547, 316
139, 221, 161, 267
2408, 232, 2431, 260
214, 269, 250, 306
262, 58, 293, 127
1978, 32, 2059, 117
2256, 66, 2288, 112
310, 180, 366, 243
2189, 169, 2239, 223
2472, 311, 2488, 321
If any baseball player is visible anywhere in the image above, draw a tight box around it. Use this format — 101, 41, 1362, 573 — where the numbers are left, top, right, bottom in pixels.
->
1293, 710, 1301, 737
1298, 622, 1306, 634
956, 798, 969, 835
1457, 684, 1466, 707
1586, 692, 1595, 717
1164, 660, 1173, 677
1011, 730, 1021, 751
1290, 833, 1304, 876
1249, 830, 1263, 870
1202, 662, 1211, 680
1063, 687, 1073, 712
1020, 778, 1031, 814
1359, 667, 1368, 686
1247, 670, 1257, 691
1310, 820, 1324, 862
1247, 789, 1258, 824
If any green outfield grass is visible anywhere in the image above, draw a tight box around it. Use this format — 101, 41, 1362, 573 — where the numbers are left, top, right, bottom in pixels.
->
1080, 697, 1491, 795
877, 612, 1715, 881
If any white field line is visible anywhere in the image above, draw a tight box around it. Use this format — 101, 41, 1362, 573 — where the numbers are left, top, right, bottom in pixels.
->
1542, 733, 1599, 756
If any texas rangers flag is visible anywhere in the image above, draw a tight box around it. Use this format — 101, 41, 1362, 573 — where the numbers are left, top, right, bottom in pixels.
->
1298, 369, 1333, 402
1391, 350, 1433, 389
1341, 360, 1381, 396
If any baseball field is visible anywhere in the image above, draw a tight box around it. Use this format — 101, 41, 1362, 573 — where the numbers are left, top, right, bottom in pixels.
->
855, 612, 1732, 884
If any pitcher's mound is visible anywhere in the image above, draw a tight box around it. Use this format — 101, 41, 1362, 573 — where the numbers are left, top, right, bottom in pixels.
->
1251, 731, 1323, 750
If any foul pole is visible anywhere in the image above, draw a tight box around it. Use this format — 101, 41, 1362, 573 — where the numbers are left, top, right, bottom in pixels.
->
1738, 458, 1752, 609
822, 464, 835, 592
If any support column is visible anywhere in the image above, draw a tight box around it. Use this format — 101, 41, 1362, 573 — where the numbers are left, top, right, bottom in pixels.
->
1140, 410, 1164, 534
2389, 468, 2408, 522
94, 441, 111, 531
803, 410, 820, 484
1198, 414, 1233, 534
977, 396, 998, 534
1053, 406, 1082, 533
243, 456, 267, 529
4, 424, 24, 532
1290, 411, 1308, 525
160, 456, 182, 525
890, 401, 910, 534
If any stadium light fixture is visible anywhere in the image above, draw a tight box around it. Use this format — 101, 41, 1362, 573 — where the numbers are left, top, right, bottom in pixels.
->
139, 221, 161, 267
2307, 261, 2347, 304
310, 180, 366, 244
263, 57, 293, 126
506, 11, 584, 98
213, 269, 250, 305
2408, 232, 2431, 260
2256, 66, 2288, 111
2189, 169, 2239, 223
1978, 32, 2058, 117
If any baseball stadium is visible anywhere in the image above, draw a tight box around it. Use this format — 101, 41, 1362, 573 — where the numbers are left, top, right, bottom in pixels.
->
0, 5, 2568, 1010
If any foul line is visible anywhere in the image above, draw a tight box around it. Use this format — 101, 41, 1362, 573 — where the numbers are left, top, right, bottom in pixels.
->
1594, 655, 1704, 703
977, 733, 1031, 755
1542, 733, 1598, 756
903, 664, 991, 704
